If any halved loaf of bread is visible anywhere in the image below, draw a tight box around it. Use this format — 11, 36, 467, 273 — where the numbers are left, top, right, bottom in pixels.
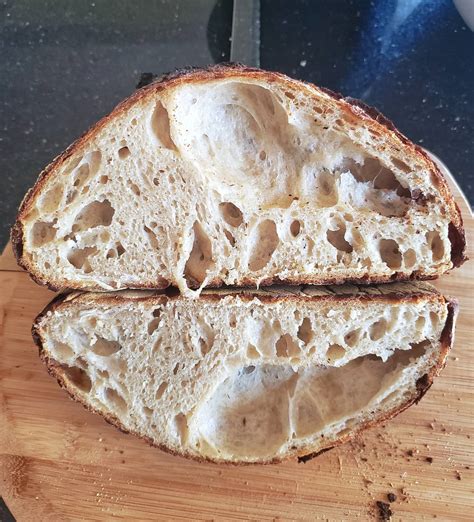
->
13, 64, 465, 294
33, 282, 456, 464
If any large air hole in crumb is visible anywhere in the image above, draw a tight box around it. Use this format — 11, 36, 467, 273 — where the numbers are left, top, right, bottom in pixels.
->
248, 220, 279, 271
369, 319, 387, 341
31, 221, 56, 247
67, 246, 98, 273
104, 388, 127, 415
349, 158, 404, 191
426, 231, 445, 261
91, 336, 121, 356
53, 342, 74, 360
155, 382, 168, 400
150, 100, 177, 150
62, 365, 92, 393
71, 151, 101, 189
297, 318, 314, 344
39, 183, 64, 213
71, 200, 115, 233
391, 157, 411, 174
195, 343, 433, 458
184, 222, 215, 286
379, 239, 402, 269
326, 344, 346, 364
174, 413, 189, 445
275, 334, 300, 358
327, 224, 353, 254
341, 157, 411, 215
219, 202, 243, 227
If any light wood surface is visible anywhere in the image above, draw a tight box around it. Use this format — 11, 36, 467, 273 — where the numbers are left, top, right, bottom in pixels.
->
1, 167, 472, 521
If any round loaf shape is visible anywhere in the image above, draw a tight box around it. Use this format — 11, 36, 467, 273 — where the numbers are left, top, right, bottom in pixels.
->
12, 64, 466, 293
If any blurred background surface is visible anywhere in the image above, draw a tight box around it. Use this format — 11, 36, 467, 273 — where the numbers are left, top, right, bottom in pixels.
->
1, 0, 473, 248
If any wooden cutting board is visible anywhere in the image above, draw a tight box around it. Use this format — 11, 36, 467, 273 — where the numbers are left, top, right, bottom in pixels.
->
1, 164, 473, 521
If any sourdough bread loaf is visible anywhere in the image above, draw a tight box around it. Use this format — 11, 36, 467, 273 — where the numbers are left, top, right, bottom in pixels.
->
33, 282, 456, 464
12, 64, 465, 294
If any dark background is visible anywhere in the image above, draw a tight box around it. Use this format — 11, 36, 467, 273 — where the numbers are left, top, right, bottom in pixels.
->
1, 0, 473, 249
0, 1, 472, 518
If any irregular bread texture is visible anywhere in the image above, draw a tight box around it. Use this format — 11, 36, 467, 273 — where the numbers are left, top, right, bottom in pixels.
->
13, 64, 465, 294
33, 282, 456, 464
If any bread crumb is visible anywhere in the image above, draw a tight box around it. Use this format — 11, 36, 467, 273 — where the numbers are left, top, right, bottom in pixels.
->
387, 492, 397, 503
376, 500, 393, 521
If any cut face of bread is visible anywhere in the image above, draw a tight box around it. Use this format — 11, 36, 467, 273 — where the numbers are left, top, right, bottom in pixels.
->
13, 65, 465, 293
33, 283, 456, 464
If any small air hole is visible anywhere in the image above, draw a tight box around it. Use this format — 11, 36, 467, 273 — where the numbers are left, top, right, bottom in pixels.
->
327, 224, 353, 254
404, 248, 417, 268
91, 337, 121, 356
344, 329, 361, 347
247, 344, 259, 359
116, 242, 125, 256
369, 319, 387, 341
62, 366, 92, 393
143, 406, 153, 417
380, 239, 402, 269
219, 202, 244, 227
326, 344, 346, 364
426, 231, 445, 261
155, 382, 168, 399
105, 388, 127, 415
290, 220, 301, 237
297, 318, 314, 344
275, 334, 300, 358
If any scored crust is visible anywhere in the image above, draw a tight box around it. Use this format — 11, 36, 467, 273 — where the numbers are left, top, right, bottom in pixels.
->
12, 63, 466, 292
32, 284, 457, 465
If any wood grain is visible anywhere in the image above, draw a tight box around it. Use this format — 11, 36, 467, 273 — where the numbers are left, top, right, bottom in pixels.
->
0, 167, 472, 521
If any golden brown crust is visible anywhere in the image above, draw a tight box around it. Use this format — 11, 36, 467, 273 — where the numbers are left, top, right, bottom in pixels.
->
32, 287, 457, 465
12, 63, 466, 290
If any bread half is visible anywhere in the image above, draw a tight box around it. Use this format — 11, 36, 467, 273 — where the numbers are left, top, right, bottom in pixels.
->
13, 64, 465, 294
33, 282, 456, 464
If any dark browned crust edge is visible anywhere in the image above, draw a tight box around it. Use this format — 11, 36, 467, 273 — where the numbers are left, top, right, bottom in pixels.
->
32, 289, 457, 465
12, 63, 466, 290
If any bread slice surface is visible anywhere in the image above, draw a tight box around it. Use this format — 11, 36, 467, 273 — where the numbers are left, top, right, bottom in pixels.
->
33, 282, 456, 464
13, 64, 465, 294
